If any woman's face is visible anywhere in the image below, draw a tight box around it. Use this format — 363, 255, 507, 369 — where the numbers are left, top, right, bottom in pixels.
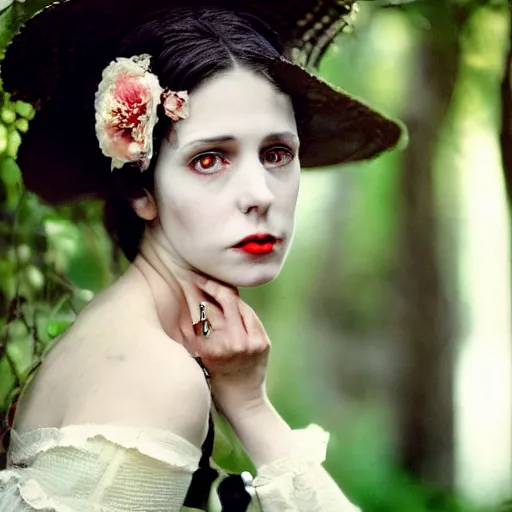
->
151, 66, 300, 287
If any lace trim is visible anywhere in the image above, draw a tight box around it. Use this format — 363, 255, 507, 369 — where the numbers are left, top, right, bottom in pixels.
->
252, 424, 329, 487
9, 423, 202, 471
0, 472, 60, 512
251, 425, 360, 511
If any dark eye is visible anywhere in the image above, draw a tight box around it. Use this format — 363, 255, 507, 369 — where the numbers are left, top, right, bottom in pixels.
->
262, 147, 294, 168
190, 152, 227, 174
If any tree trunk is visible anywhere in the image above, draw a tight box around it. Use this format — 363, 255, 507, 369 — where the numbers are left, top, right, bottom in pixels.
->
395, 3, 469, 488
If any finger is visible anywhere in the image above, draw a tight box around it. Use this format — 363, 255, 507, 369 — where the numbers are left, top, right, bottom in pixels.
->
192, 300, 239, 359
190, 302, 214, 332
195, 278, 241, 326
237, 300, 261, 332
238, 300, 269, 352
237, 299, 253, 334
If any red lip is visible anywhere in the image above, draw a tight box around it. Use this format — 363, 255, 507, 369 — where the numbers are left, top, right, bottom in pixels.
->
233, 234, 279, 255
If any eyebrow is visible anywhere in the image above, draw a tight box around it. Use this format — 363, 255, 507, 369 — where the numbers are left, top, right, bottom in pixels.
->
180, 132, 299, 152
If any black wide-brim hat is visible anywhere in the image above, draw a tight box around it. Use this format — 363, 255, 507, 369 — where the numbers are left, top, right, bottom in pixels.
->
1, 0, 406, 205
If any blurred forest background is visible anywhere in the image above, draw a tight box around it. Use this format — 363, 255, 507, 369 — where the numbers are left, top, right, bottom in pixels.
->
0, 0, 510, 511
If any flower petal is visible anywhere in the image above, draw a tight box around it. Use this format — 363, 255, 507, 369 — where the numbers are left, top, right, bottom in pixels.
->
94, 54, 163, 171
162, 90, 190, 122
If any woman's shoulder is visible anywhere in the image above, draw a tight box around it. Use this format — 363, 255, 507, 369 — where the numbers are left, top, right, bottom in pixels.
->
15, 281, 211, 448
16, 329, 211, 448
56, 268, 186, 369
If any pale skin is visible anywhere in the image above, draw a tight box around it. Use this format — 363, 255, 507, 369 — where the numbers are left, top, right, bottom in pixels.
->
14, 67, 301, 469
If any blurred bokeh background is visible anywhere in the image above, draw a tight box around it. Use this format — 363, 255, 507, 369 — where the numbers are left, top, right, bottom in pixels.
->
0, 0, 510, 510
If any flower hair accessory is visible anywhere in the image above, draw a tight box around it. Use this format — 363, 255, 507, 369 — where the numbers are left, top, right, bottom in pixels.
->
94, 54, 189, 171
162, 90, 189, 122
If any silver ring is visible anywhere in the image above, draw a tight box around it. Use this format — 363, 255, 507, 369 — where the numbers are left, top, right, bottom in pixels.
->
193, 301, 213, 337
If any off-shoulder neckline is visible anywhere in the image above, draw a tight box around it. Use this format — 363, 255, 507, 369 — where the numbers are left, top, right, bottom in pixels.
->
11, 422, 203, 454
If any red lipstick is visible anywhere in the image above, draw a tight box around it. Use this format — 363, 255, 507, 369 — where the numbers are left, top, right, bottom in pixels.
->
234, 234, 279, 255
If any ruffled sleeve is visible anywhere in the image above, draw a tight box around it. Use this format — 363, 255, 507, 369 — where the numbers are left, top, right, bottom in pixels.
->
0, 424, 203, 512
252, 425, 360, 512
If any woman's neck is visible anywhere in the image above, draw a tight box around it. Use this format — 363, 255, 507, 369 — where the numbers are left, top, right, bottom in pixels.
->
130, 234, 206, 345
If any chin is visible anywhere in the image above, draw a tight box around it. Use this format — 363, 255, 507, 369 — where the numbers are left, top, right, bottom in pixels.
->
236, 272, 280, 288
215, 262, 284, 288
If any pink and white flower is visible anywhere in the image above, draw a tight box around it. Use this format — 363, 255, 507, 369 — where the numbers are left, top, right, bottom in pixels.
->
95, 54, 190, 171
162, 90, 190, 122
94, 54, 159, 171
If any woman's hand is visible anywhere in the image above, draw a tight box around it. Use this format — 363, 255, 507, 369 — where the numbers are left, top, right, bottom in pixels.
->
183, 276, 297, 470
187, 276, 271, 417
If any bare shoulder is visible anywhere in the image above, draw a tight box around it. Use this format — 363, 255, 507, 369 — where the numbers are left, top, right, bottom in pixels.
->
16, 310, 211, 449
100, 325, 213, 447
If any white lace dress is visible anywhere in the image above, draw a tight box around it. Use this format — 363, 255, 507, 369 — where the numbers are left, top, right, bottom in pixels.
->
0, 422, 360, 511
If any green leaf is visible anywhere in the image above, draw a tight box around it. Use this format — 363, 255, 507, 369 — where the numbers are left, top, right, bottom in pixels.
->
0, 357, 15, 409
0, 123, 8, 154
14, 100, 35, 121
0, 4, 14, 51
45, 319, 72, 339
0, 107, 15, 125
14, 118, 28, 133
0, 156, 20, 184
5, 128, 21, 158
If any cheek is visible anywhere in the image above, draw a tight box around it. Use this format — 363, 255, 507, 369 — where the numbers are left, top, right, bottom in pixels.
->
158, 190, 197, 227
279, 167, 300, 212
153, 154, 215, 243
156, 179, 219, 241
155, 164, 197, 222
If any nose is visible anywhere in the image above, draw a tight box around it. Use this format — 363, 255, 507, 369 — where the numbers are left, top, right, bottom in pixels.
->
236, 158, 275, 216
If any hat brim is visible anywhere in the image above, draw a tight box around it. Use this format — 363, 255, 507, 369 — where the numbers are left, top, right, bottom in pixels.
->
2, 0, 406, 204
267, 58, 405, 167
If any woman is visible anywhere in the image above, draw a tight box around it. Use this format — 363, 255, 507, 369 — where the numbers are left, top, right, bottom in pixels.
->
0, 1, 404, 510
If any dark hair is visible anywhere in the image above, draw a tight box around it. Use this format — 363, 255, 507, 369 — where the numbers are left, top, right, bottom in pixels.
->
103, 7, 288, 262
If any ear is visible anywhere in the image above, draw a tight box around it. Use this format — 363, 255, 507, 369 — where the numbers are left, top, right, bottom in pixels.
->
131, 189, 158, 221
